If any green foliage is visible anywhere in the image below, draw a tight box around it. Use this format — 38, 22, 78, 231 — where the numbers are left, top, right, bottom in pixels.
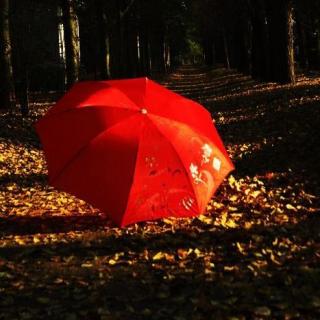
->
187, 39, 202, 57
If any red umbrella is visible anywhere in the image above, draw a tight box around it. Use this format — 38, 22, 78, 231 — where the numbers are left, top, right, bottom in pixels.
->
35, 78, 234, 226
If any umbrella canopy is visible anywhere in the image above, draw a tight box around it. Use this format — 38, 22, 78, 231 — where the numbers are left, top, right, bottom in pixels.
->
35, 77, 234, 226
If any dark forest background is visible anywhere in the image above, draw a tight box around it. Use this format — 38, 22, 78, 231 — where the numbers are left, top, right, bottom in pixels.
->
1, 2, 320, 319
1, 0, 320, 114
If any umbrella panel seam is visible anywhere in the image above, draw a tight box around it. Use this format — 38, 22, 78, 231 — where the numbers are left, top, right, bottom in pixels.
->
38, 104, 140, 122
49, 113, 140, 185
146, 117, 201, 215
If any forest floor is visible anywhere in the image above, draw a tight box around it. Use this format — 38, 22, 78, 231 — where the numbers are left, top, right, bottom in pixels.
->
0, 66, 320, 320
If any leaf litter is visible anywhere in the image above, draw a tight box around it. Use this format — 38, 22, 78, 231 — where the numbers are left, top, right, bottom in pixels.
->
0, 67, 320, 319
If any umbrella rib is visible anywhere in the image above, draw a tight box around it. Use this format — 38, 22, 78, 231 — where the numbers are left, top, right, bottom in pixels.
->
150, 112, 212, 147
149, 108, 215, 143
120, 120, 145, 225
143, 77, 148, 106
148, 112, 233, 168
108, 78, 147, 108
146, 78, 213, 119
40, 104, 139, 121
49, 113, 139, 185
147, 117, 201, 214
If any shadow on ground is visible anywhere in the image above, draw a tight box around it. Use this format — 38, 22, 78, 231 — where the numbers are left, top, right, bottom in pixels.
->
0, 214, 319, 319
1, 65, 320, 320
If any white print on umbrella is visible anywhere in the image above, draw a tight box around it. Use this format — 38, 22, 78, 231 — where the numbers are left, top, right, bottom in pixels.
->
189, 144, 222, 185
201, 143, 213, 164
145, 156, 157, 168
201, 143, 222, 172
189, 163, 205, 184
212, 157, 221, 171
181, 196, 195, 211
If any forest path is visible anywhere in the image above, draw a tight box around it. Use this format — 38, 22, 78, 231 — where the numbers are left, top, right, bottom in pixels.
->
0, 66, 320, 319
163, 65, 320, 188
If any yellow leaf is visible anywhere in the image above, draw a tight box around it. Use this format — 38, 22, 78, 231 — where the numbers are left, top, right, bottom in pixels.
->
226, 219, 238, 228
272, 238, 279, 246
229, 195, 238, 201
251, 191, 261, 198
81, 263, 93, 268
252, 260, 268, 268
15, 237, 26, 245
270, 252, 282, 265
236, 242, 245, 254
194, 248, 202, 258
286, 204, 297, 211
162, 218, 173, 225
33, 236, 41, 244
224, 265, 237, 271
198, 214, 212, 224
228, 175, 236, 186
152, 252, 166, 261
220, 212, 228, 227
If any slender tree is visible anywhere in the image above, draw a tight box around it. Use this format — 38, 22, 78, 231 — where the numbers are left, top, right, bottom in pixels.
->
94, 0, 110, 79
203, 36, 214, 66
295, 0, 320, 70
295, 16, 308, 69
232, 7, 250, 73
61, 0, 80, 88
138, 13, 151, 75
267, 0, 295, 83
0, 0, 14, 109
249, 0, 270, 80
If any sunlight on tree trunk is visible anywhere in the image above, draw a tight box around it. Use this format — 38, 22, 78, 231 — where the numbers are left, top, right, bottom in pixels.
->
61, 0, 80, 88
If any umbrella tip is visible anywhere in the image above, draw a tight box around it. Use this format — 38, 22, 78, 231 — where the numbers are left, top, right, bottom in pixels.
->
140, 108, 148, 115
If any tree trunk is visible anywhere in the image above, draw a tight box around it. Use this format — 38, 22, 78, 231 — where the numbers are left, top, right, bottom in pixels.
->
150, 25, 165, 73
296, 16, 308, 69
315, 19, 320, 70
203, 37, 214, 66
214, 35, 226, 65
95, 0, 110, 79
122, 14, 133, 77
267, 0, 295, 83
305, 20, 317, 70
61, 0, 80, 88
109, 16, 121, 78
0, 0, 14, 109
15, 68, 29, 116
250, 0, 269, 80
127, 18, 139, 77
138, 26, 150, 75
164, 39, 171, 71
223, 30, 230, 69
233, 20, 250, 73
